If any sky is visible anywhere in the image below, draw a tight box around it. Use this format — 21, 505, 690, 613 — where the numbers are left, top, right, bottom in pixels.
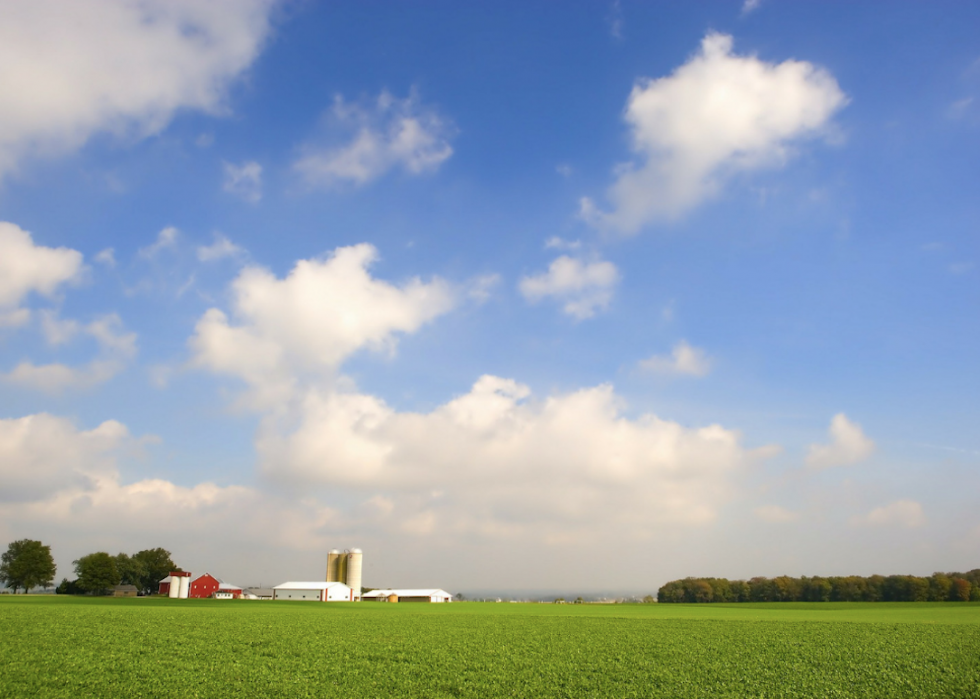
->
0, 0, 978, 595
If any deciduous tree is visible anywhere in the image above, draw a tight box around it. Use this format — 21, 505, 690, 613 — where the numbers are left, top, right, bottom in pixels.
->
73, 552, 120, 595
0, 539, 57, 593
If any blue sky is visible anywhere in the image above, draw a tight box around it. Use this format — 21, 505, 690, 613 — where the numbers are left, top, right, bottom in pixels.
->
0, 1, 977, 593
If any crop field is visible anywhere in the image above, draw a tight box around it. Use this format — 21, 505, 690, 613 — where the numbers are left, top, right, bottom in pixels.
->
1, 597, 979, 698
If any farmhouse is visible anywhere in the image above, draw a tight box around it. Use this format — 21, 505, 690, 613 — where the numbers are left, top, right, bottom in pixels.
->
362, 589, 453, 603
189, 573, 244, 599
273, 582, 353, 602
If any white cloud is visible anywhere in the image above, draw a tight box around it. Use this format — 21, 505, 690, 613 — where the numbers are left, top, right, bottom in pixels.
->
222, 160, 262, 203
94, 248, 116, 268
139, 226, 179, 259
294, 90, 455, 187
189, 243, 456, 407
0, 0, 277, 179
852, 500, 925, 529
806, 413, 875, 468
754, 505, 800, 523
741, 0, 762, 15
1, 360, 123, 393
467, 274, 501, 304
197, 233, 246, 262
254, 375, 775, 538
0, 221, 84, 309
519, 255, 619, 320
544, 236, 582, 251
639, 341, 712, 377
581, 32, 847, 233
4, 312, 137, 393
0, 413, 128, 502
0, 411, 345, 583
0, 309, 31, 329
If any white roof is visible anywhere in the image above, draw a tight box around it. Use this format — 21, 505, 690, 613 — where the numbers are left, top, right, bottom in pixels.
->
218, 583, 243, 591
159, 575, 173, 584
274, 581, 351, 591
362, 589, 452, 598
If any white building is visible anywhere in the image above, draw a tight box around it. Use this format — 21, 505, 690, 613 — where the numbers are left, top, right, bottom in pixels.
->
362, 588, 453, 603
273, 581, 353, 602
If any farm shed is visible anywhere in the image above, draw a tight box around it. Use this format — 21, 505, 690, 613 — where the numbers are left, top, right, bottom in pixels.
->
189, 573, 243, 599
362, 589, 453, 603
242, 588, 274, 600
112, 584, 138, 597
273, 582, 353, 602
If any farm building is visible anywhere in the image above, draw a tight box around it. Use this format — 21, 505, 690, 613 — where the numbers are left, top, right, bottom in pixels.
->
242, 588, 274, 600
112, 584, 138, 597
189, 573, 243, 599
362, 589, 453, 603
158, 571, 191, 598
273, 582, 353, 602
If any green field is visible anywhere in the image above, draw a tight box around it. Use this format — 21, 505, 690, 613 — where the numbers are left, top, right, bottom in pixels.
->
2, 597, 979, 698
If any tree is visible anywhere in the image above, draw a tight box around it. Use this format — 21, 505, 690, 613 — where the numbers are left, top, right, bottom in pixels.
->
131, 548, 177, 595
951, 578, 972, 602
114, 553, 147, 588
0, 539, 57, 593
73, 552, 120, 595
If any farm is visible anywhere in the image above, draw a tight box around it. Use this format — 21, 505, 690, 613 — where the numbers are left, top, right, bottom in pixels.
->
2, 596, 979, 698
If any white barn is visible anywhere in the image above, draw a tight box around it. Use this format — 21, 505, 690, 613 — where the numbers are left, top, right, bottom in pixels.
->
273, 582, 353, 602
362, 588, 453, 603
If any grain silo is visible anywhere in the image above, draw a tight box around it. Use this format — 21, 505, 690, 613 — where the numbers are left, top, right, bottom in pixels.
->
326, 550, 341, 582
324, 547, 363, 600
178, 574, 190, 599
347, 549, 363, 601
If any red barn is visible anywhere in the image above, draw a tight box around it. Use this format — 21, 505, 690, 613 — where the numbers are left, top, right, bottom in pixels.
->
189, 573, 243, 599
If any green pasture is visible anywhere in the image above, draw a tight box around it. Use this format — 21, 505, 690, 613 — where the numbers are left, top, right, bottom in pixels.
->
2, 596, 979, 698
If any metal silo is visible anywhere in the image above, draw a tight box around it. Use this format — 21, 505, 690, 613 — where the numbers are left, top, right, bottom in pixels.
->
168, 575, 180, 599
326, 550, 341, 582
348, 549, 363, 601
336, 552, 348, 587
178, 574, 190, 599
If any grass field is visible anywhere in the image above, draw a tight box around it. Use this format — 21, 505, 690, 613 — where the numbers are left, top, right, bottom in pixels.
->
1, 596, 979, 698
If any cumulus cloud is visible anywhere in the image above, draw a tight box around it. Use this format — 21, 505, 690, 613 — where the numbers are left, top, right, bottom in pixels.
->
639, 341, 712, 377
254, 375, 775, 539
581, 32, 847, 233
806, 413, 875, 468
3, 312, 138, 392
0, 0, 277, 179
852, 500, 925, 529
0, 413, 128, 502
519, 255, 619, 320
189, 243, 456, 406
222, 160, 262, 203
0, 221, 84, 311
0, 411, 346, 582
294, 90, 455, 187
741, 0, 762, 15
94, 248, 116, 268
138, 226, 179, 259
197, 233, 246, 262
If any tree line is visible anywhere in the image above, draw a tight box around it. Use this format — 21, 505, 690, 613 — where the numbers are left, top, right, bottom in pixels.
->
0, 539, 179, 596
658, 570, 980, 603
